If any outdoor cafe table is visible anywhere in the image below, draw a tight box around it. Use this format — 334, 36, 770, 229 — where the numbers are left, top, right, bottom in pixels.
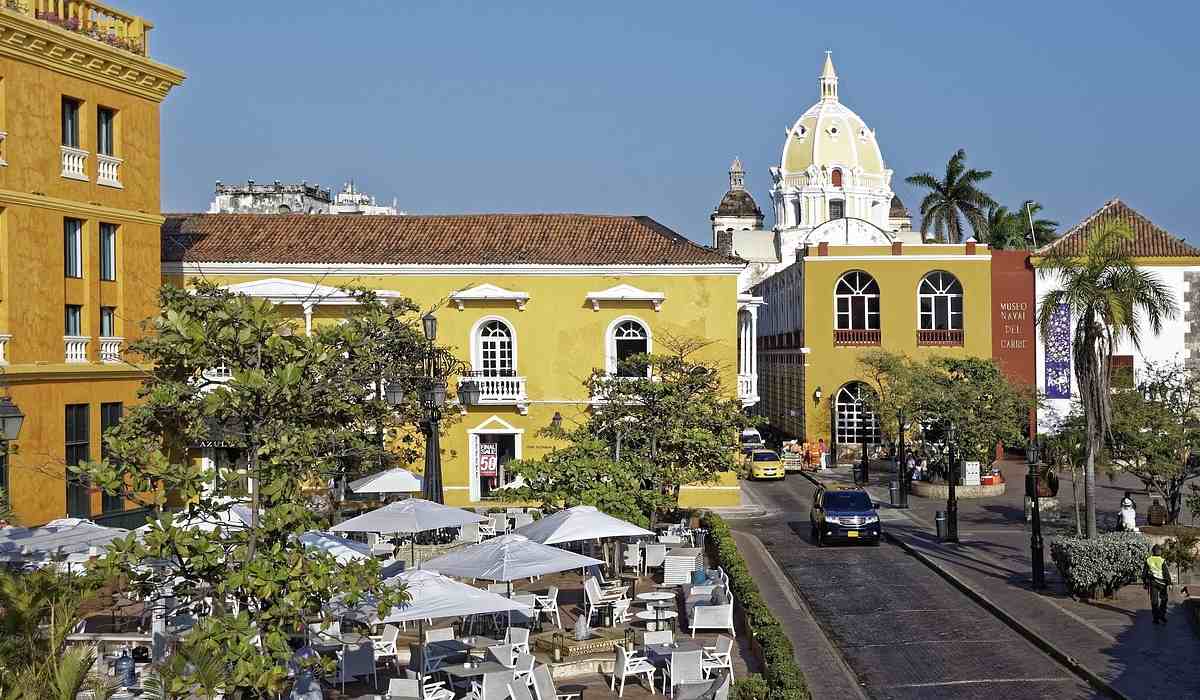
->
635, 607, 677, 632
440, 660, 512, 680
643, 639, 703, 661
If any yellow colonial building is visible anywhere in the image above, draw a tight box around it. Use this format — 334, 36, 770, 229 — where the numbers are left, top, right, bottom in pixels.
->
0, 3, 184, 525
161, 212, 756, 508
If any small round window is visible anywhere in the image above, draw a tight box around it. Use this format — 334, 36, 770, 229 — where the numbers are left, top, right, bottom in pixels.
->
795, 125, 807, 138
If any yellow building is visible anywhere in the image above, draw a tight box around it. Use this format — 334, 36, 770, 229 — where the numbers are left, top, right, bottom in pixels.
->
0, 3, 184, 526
161, 213, 756, 508
753, 238, 1033, 462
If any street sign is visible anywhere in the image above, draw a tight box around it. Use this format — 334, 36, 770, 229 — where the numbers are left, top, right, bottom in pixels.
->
963, 460, 981, 486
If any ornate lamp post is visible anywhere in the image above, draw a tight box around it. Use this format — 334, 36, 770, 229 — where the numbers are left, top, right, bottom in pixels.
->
1026, 440, 1046, 589
0, 396, 24, 500
419, 312, 448, 504
945, 421, 959, 543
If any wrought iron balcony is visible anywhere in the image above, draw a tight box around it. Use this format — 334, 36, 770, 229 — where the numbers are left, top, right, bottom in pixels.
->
458, 371, 528, 411
917, 329, 964, 346
834, 328, 881, 346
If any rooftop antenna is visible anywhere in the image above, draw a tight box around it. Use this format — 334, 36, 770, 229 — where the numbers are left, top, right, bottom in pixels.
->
1025, 201, 1037, 250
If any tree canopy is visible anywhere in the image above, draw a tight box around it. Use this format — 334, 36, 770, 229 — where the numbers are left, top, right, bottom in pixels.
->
985, 200, 1058, 249
905, 149, 996, 243
75, 282, 452, 693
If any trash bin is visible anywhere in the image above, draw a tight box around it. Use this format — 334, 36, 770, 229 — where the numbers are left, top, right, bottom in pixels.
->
935, 511, 947, 540
889, 480, 899, 506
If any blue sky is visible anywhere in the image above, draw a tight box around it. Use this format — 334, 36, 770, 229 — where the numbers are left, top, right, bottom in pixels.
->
132, 1, 1199, 244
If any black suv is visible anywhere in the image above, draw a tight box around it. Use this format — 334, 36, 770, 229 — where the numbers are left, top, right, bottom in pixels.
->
809, 486, 880, 546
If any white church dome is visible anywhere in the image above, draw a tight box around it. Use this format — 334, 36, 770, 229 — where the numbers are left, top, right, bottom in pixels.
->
779, 53, 889, 184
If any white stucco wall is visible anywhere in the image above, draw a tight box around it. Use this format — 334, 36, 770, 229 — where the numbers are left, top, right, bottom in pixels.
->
1035, 264, 1197, 428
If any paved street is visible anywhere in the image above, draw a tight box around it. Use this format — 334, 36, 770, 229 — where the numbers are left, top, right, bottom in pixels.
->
735, 475, 1096, 700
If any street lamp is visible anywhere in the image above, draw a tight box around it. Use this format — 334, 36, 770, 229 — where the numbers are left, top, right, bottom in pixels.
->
1026, 440, 1046, 589
421, 312, 438, 343
945, 421, 959, 543
0, 396, 23, 498
419, 312, 448, 504
896, 409, 909, 509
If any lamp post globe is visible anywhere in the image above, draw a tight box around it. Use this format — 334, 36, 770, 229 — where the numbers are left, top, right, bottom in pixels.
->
421, 312, 438, 342
0, 396, 24, 442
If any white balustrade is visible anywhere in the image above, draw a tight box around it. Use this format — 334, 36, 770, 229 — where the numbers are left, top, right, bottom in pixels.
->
0, 334, 10, 364
99, 336, 123, 363
61, 146, 88, 181
97, 153, 123, 188
461, 374, 527, 404
64, 335, 90, 363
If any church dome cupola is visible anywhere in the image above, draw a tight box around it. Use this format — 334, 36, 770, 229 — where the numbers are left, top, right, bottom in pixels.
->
713, 157, 763, 219
819, 50, 839, 101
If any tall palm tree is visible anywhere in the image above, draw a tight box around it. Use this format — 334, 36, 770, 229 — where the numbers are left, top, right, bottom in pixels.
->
986, 200, 1060, 249
1036, 222, 1176, 538
906, 149, 996, 243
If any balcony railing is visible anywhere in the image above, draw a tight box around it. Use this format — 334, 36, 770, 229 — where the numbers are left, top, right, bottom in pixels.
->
0, 333, 10, 364
61, 145, 88, 180
917, 329, 964, 346
834, 328, 881, 346
97, 153, 122, 188
99, 336, 123, 363
459, 372, 527, 405
64, 335, 89, 363
23, 0, 151, 56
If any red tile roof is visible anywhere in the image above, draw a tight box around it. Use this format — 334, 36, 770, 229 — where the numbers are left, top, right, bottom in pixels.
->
1036, 198, 1200, 258
162, 213, 742, 266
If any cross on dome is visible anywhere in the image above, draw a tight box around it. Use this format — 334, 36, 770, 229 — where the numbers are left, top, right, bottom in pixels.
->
820, 50, 839, 101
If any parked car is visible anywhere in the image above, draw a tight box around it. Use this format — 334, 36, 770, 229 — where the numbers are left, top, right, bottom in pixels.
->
749, 449, 785, 481
810, 486, 880, 546
740, 428, 765, 453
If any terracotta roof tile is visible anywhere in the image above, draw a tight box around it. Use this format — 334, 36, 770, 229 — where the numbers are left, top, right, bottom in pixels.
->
162, 213, 742, 266
1036, 198, 1200, 258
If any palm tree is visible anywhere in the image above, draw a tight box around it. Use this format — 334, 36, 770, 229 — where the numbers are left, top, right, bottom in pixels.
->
1036, 222, 1177, 538
906, 149, 996, 243
986, 200, 1060, 249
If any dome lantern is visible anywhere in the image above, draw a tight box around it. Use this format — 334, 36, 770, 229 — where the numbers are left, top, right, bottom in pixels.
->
819, 50, 838, 102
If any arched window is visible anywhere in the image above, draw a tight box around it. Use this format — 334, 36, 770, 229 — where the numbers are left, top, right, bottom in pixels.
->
835, 271, 880, 330
475, 319, 515, 376
834, 382, 880, 448
918, 271, 964, 330
609, 318, 650, 377
831, 168, 843, 187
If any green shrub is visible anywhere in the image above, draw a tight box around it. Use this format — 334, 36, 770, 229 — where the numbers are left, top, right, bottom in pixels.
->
732, 674, 770, 700
1161, 533, 1200, 574
1050, 531, 1149, 598
702, 513, 810, 700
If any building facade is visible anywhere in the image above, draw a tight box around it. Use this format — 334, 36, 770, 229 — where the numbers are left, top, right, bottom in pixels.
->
209, 180, 401, 215
1035, 199, 1200, 427
162, 213, 757, 508
0, 3, 184, 525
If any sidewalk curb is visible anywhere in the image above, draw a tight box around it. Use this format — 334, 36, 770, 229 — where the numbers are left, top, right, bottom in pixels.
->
803, 468, 1129, 700
884, 532, 1130, 700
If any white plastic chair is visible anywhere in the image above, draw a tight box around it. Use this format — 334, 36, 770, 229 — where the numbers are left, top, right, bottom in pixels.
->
661, 649, 703, 697
643, 630, 674, 646
584, 577, 625, 625
536, 587, 561, 629
513, 652, 535, 683
487, 643, 516, 668
372, 624, 400, 669
611, 645, 657, 698
505, 626, 531, 655
702, 635, 734, 680
510, 680, 537, 700
623, 544, 642, 575
513, 514, 534, 529
388, 678, 421, 700
469, 669, 515, 700
461, 522, 483, 544
643, 544, 668, 571
492, 514, 510, 534
405, 669, 455, 700
424, 627, 455, 643
611, 598, 632, 624
532, 664, 581, 700
333, 640, 376, 694
479, 519, 498, 538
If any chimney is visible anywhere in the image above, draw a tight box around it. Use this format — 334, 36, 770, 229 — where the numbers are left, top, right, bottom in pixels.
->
715, 229, 735, 256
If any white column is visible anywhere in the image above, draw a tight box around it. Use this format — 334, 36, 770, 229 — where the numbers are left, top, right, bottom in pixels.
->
302, 302, 314, 336
749, 307, 759, 377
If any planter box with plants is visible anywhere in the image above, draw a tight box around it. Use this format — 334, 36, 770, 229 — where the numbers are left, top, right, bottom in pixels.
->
701, 512, 810, 700
1050, 531, 1149, 599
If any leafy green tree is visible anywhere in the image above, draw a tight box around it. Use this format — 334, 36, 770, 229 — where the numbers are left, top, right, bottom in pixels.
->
0, 488, 15, 527
1107, 362, 1200, 524
513, 335, 751, 524
74, 282, 444, 693
1044, 408, 1087, 536
984, 200, 1057, 250
1020, 200, 1059, 247
1037, 222, 1177, 538
905, 148, 996, 243
857, 351, 1032, 469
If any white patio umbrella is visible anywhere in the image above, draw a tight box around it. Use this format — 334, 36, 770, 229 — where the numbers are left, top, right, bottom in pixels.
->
348, 468, 423, 495
330, 498, 487, 565
513, 505, 652, 544
0, 518, 128, 570
299, 531, 374, 565
136, 504, 254, 535
422, 533, 603, 583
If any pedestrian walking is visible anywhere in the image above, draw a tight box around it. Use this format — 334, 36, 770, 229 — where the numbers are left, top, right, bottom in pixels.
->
1143, 544, 1172, 625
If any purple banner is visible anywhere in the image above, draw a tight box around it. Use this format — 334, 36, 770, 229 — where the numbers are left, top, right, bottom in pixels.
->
1044, 303, 1071, 399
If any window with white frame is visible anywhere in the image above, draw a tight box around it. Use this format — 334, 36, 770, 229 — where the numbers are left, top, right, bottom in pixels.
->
476, 319, 515, 376
835, 271, 880, 330
611, 319, 650, 378
835, 382, 880, 447
64, 218, 82, 278
918, 271, 963, 330
99, 223, 117, 280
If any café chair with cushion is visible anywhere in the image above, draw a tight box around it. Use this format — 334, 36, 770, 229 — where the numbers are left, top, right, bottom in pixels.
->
405, 669, 455, 700
611, 645, 657, 698
333, 640, 376, 694
372, 624, 400, 669
487, 643, 516, 668
513, 652, 535, 683
505, 627, 531, 655
702, 636, 734, 680
675, 670, 729, 700
660, 649, 703, 697
532, 663, 581, 700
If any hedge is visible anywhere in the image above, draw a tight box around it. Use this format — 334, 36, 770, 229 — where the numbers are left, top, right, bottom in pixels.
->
702, 512, 810, 700
1050, 531, 1149, 598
